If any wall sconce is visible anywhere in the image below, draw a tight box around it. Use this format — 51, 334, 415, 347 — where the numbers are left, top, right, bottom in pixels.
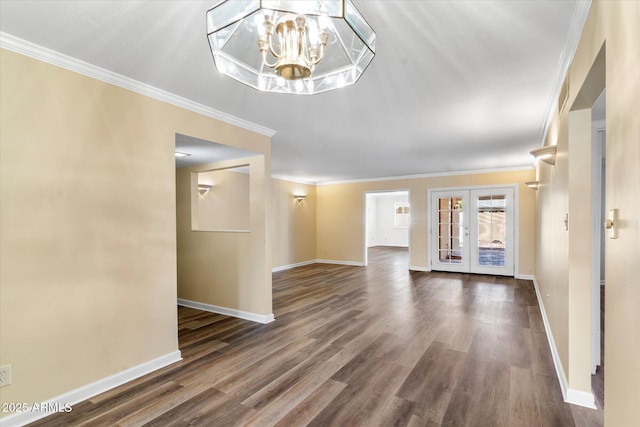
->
530, 145, 557, 165
198, 184, 213, 196
525, 181, 539, 190
294, 195, 307, 204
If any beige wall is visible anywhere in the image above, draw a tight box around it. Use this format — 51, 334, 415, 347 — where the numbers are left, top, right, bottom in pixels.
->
317, 169, 536, 276
0, 48, 271, 411
535, 1, 640, 424
271, 179, 317, 268
176, 155, 272, 316
195, 168, 250, 231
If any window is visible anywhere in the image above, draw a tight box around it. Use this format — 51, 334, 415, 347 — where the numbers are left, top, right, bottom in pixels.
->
394, 203, 410, 228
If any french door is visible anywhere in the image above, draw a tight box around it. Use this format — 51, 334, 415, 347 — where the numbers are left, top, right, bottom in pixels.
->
430, 187, 514, 276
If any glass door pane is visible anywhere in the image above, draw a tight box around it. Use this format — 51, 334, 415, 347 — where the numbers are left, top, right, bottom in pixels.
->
432, 191, 469, 272
437, 196, 463, 263
469, 188, 514, 276
477, 195, 506, 267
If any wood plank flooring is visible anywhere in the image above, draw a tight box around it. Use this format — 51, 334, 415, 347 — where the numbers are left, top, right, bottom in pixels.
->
29, 247, 602, 426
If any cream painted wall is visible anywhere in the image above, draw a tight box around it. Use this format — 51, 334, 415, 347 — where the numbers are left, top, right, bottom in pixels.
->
535, 1, 640, 424
0, 48, 271, 412
195, 168, 250, 231
317, 169, 536, 275
271, 179, 317, 268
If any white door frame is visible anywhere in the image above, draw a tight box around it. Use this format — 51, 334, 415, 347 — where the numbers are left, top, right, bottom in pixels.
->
428, 184, 520, 276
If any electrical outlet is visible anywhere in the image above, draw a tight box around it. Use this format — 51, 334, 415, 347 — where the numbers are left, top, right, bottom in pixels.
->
0, 364, 12, 387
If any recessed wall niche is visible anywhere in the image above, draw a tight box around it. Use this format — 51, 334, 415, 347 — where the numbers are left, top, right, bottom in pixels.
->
191, 165, 250, 232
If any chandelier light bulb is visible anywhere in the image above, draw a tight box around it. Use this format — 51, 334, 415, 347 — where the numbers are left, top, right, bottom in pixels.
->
257, 14, 329, 81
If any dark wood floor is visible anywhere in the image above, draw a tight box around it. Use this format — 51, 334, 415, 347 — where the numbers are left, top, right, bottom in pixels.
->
30, 247, 602, 426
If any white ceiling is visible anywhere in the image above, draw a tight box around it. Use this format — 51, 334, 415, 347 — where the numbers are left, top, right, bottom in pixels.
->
175, 134, 258, 169
0, 1, 587, 184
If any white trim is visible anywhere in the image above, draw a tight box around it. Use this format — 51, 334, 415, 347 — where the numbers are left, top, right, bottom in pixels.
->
272, 260, 316, 272
318, 166, 534, 186
515, 274, 535, 280
566, 389, 598, 409
315, 259, 365, 267
532, 277, 597, 409
409, 265, 431, 272
363, 192, 372, 267
538, 0, 592, 145
177, 299, 274, 324
514, 186, 521, 278
271, 175, 318, 186
0, 351, 182, 427
0, 32, 276, 138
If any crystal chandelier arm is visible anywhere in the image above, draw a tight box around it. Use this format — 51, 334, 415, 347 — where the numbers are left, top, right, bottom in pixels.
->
259, 46, 280, 68
307, 31, 328, 65
257, 17, 281, 69
259, 18, 283, 60
267, 32, 284, 59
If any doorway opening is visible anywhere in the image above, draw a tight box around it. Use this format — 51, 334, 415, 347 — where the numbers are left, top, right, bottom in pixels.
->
174, 133, 271, 321
591, 89, 606, 409
363, 190, 410, 268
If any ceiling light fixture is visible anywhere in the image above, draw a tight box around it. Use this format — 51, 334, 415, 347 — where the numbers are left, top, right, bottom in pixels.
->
206, 0, 376, 95
530, 146, 557, 165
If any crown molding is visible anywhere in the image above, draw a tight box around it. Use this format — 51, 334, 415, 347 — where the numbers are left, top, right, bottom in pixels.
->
0, 32, 276, 138
317, 166, 534, 186
538, 0, 592, 146
271, 175, 318, 185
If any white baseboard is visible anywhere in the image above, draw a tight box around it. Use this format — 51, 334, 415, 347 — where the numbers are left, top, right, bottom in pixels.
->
515, 274, 535, 280
0, 350, 182, 427
315, 259, 365, 267
275, 259, 427, 272
566, 389, 598, 409
272, 259, 316, 273
177, 298, 275, 324
532, 277, 596, 409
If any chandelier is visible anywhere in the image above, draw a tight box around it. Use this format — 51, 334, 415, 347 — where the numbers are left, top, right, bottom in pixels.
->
206, 1, 376, 95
